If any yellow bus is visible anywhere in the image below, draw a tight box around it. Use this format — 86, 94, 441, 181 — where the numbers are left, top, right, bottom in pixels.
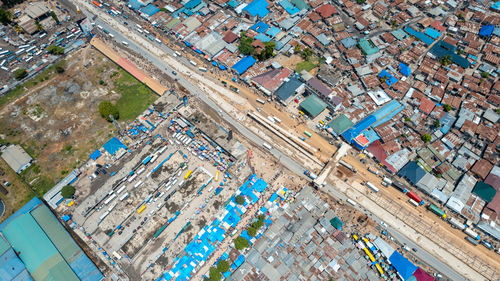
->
137, 205, 146, 214
215, 171, 220, 182
184, 170, 192, 180
375, 263, 384, 275
363, 248, 376, 262
352, 234, 359, 241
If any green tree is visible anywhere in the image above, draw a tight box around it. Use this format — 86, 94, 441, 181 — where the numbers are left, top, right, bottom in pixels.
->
61, 185, 75, 198
294, 44, 301, 53
0, 8, 13, 25
433, 120, 441, 128
357, 0, 366, 4
301, 47, 312, 60
159, 7, 168, 13
235, 195, 245, 205
247, 226, 257, 237
234, 236, 249, 250
50, 11, 60, 24
443, 104, 452, 112
13, 68, 28, 80
98, 101, 119, 122
440, 55, 452, 66
217, 260, 230, 273
55, 65, 65, 73
35, 20, 43, 32
258, 41, 276, 61
238, 33, 254, 55
208, 267, 221, 281
47, 45, 64, 55
481, 71, 489, 78
421, 134, 432, 143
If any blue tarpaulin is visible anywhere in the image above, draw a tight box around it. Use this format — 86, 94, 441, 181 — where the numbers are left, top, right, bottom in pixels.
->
399, 62, 411, 76
102, 137, 127, 156
61, 215, 71, 222
232, 56, 256, 75
388, 251, 417, 280
479, 24, 494, 37
89, 150, 101, 160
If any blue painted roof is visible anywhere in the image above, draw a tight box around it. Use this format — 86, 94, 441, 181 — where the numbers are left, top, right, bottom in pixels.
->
493, 1, 500, 10
404, 27, 434, 46
128, 0, 144, 10
424, 28, 441, 39
341, 37, 357, 48
378, 70, 397, 86
254, 33, 271, 42
397, 162, 426, 185
140, 4, 159, 16
184, 0, 202, 9
250, 21, 270, 33
227, 0, 239, 8
389, 251, 417, 280
89, 150, 101, 160
102, 137, 127, 156
399, 62, 411, 76
429, 40, 470, 68
479, 24, 494, 37
242, 0, 269, 18
232, 56, 256, 75
266, 26, 280, 37
279, 0, 300, 14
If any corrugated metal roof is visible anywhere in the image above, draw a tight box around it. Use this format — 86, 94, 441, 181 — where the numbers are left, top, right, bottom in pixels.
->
299, 94, 327, 118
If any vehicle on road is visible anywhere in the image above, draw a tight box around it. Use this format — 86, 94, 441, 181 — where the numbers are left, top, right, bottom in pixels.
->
172, 70, 177, 75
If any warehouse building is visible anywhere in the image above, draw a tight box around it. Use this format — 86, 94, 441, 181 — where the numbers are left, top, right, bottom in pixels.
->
1, 145, 32, 174
0, 198, 103, 281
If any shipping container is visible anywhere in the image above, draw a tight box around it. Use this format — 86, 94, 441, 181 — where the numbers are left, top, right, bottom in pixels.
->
448, 217, 466, 230
407, 191, 423, 205
465, 236, 479, 246
428, 203, 446, 218
184, 170, 192, 179
408, 199, 418, 207
366, 182, 379, 193
464, 228, 480, 240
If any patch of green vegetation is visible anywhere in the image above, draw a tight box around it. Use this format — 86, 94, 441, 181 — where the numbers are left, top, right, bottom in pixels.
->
295, 60, 317, 73
114, 69, 158, 121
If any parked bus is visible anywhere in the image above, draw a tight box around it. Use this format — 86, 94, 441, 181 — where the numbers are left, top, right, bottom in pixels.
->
134, 180, 143, 189
256, 99, 266, 104
184, 170, 192, 179
189, 60, 197, 66
304, 131, 312, 138
116, 185, 127, 194
127, 174, 137, 182
366, 182, 379, 193
263, 142, 272, 150
137, 205, 146, 214
198, 67, 207, 72
346, 198, 357, 206
103, 194, 117, 205
215, 171, 220, 182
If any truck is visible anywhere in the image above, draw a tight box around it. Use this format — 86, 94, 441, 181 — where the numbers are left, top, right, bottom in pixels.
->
448, 217, 466, 230
465, 236, 479, 246
366, 182, 379, 193
339, 160, 356, 172
262, 142, 272, 150
408, 199, 419, 207
464, 228, 480, 240
427, 203, 446, 218
304, 170, 318, 180
382, 177, 393, 185
407, 191, 424, 205
392, 180, 407, 193
367, 167, 379, 175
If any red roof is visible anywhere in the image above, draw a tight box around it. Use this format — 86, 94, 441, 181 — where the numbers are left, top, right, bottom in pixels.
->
223, 31, 238, 43
316, 3, 337, 18
413, 268, 434, 281
487, 193, 500, 214
431, 20, 446, 32
366, 140, 397, 173
419, 97, 435, 115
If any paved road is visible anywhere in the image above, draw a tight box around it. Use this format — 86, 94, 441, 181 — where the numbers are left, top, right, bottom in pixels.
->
78, 6, 465, 281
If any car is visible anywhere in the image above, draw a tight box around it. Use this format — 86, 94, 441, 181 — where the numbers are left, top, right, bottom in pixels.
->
380, 221, 388, 228
96, 164, 103, 168
172, 70, 177, 75
412, 248, 417, 252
